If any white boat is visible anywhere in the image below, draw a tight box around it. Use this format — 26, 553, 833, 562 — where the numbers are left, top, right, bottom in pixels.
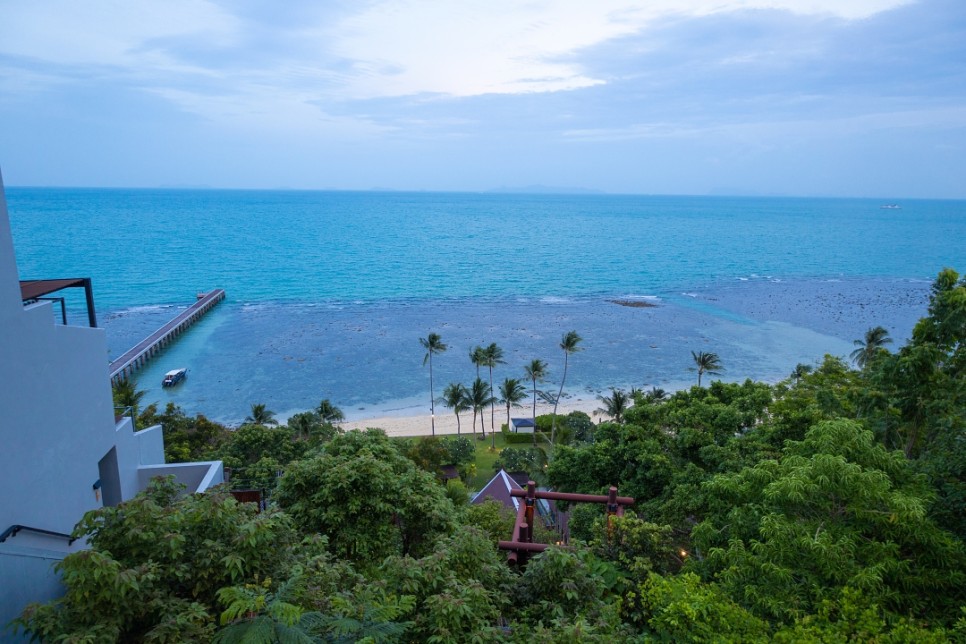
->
162, 368, 187, 387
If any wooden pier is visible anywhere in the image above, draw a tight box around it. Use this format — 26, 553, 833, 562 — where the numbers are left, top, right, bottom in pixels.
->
109, 289, 225, 385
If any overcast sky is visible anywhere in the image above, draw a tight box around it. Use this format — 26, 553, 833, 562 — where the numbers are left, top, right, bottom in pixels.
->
1, 0, 964, 197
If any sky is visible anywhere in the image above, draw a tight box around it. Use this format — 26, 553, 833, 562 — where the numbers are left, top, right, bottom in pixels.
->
1, 0, 964, 197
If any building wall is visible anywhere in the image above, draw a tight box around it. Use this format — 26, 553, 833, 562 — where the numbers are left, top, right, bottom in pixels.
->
0, 171, 122, 634
0, 169, 224, 637
0, 301, 117, 536
0, 541, 69, 639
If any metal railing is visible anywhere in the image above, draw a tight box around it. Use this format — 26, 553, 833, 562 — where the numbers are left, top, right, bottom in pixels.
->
0, 524, 77, 545
114, 405, 136, 431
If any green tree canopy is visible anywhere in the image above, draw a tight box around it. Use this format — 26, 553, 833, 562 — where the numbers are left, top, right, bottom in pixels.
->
275, 429, 457, 562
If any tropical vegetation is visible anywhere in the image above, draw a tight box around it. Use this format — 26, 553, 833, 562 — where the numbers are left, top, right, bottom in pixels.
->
15, 268, 966, 642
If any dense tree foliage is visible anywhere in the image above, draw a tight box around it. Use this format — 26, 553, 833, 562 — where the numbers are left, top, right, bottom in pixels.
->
14, 478, 302, 642
274, 429, 457, 562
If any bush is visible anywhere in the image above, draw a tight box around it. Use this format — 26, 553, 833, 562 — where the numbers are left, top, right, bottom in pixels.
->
504, 430, 539, 444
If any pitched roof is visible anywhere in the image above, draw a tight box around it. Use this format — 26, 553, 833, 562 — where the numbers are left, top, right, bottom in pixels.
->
471, 469, 523, 511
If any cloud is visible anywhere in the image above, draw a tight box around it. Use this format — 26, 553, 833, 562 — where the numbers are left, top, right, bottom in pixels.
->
0, 1, 914, 101
0, 0, 240, 69
326, 0, 914, 99
562, 106, 966, 144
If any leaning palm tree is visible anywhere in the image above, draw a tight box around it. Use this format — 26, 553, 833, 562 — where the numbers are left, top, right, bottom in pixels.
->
523, 358, 548, 434
691, 350, 723, 387
317, 399, 345, 425
850, 326, 892, 369
442, 382, 470, 436
596, 388, 631, 424
498, 377, 528, 447
420, 333, 448, 436
551, 330, 583, 446
245, 403, 277, 426
467, 377, 495, 440
481, 342, 506, 434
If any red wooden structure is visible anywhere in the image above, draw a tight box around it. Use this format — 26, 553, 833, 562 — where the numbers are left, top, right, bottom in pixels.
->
497, 480, 634, 565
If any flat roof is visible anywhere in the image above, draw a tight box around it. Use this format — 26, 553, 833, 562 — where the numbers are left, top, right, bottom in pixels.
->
20, 278, 90, 300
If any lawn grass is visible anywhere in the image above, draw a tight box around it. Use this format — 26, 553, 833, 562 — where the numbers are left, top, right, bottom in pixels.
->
467, 430, 509, 489
392, 428, 548, 491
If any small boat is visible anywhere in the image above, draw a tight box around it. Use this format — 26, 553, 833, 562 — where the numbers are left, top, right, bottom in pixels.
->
880, 204, 901, 209
162, 368, 187, 387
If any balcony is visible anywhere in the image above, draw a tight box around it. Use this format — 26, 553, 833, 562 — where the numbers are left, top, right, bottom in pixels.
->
20, 278, 97, 327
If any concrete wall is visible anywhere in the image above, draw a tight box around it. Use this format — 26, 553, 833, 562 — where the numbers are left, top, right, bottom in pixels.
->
0, 542, 69, 640
0, 300, 117, 535
136, 425, 166, 465
0, 169, 23, 311
111, 419, 166, 503
138, 461, 225, 494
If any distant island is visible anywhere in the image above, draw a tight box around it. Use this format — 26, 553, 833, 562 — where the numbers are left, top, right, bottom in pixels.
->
486, 184, 606, 195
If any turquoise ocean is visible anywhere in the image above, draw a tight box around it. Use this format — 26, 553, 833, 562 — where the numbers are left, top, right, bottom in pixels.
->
7, 188, 965, 424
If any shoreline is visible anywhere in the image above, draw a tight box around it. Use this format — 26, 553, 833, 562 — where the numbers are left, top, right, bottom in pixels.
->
340, 396, 608, 438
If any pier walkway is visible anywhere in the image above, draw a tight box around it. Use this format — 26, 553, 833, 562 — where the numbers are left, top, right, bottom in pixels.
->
109, 289, 225, 384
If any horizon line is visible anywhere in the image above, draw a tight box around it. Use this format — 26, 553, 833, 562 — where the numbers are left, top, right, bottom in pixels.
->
4, 184, 961, 202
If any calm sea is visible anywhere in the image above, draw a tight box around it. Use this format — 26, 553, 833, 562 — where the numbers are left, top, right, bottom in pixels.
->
7, 188, 965, 423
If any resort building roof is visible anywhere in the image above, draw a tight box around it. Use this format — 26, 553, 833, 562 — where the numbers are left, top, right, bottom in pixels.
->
471, 469, 523, 511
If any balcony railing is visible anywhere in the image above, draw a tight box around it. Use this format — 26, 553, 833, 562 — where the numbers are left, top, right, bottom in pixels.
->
0, 524, 77, 545
114, 406, 136, 431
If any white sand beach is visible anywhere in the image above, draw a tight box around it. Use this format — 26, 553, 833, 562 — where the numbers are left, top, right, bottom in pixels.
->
341, 396, 607, 438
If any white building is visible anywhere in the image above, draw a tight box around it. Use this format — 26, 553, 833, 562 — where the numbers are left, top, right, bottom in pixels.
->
0, 169, 223, 634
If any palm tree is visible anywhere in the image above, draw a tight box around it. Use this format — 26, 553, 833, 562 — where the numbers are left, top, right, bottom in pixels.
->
551, 330, 583, 446
691, 350, 723, 387
850, 326, 892, 369
481, 342, 506, 434
596, 388, 631, 424
245, 403, 277, 426
498, 377, 528, 447
420, 333, 448, 436
112, 378, 147, 418
791, 363, 813, 384
646, 386, 668, 403
287, 411, 318, 439
523, 358, 548, 433
469, 345, 486, 378
317, 399, 344, 424
442, 382, 470, 435
214, 571, 323, 644
467, 377, 495, 440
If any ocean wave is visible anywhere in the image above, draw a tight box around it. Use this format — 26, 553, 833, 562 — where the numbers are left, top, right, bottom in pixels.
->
105, 304, 178, 318
540, 296, 572, 305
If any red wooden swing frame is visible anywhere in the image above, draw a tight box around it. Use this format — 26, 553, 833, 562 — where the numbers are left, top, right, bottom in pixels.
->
497, 480, 634, 565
